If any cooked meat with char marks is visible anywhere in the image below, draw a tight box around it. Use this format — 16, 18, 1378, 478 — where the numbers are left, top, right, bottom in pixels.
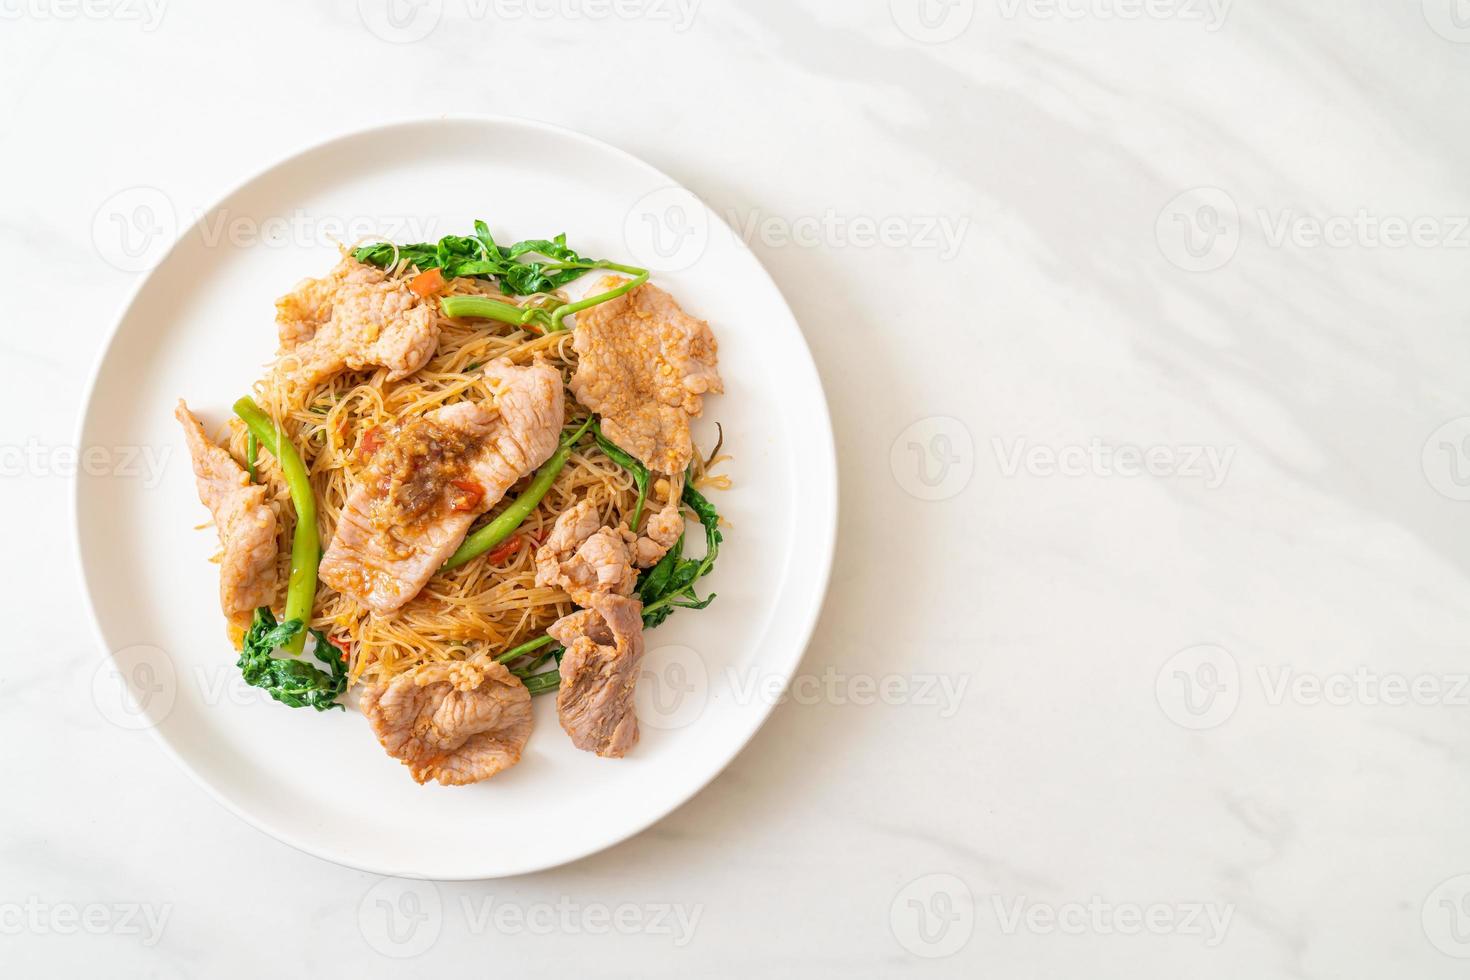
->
360, 659, 532, 785
550, 593, 646, 758
569, 280, 722, 475
534, 499, 638, 605
274, 256, 440, 386
175, 401, 279, 633
319, 358, 564, 613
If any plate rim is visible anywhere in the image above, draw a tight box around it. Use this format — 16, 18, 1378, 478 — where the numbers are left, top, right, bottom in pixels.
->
71, 113, 838, 879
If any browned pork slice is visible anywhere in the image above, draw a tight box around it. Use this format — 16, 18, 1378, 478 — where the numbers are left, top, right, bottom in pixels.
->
533, 499, 638, 605
360, 659, 532, 785
569, 280, 722, 475
319, 359, 563, 613
274, 256, 440, 386
550, 593, 647, 758
175, 401, 279, 632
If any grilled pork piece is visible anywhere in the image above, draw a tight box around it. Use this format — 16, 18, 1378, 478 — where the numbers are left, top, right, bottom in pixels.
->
361, 659, 533, 785
319, 358, 563, 612
175, 401, 279, 633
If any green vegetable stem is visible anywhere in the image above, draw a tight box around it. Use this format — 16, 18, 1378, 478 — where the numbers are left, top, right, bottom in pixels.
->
592, 425, 650, 531
233, 396, 318, 655
441, 417, 594, 571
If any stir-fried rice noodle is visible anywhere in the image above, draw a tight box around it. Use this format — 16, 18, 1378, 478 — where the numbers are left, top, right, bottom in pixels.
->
227, 266, 723, 686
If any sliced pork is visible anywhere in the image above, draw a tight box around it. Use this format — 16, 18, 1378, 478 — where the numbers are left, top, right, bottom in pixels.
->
533, 499, 638, 605
319, 358, 563, 612
569, 280, 722, 475
630, 473, 686, 569
274, 256, 440, 386
360, 659, 532, 785
175, 401, 279, 632
550, 594, 646, 758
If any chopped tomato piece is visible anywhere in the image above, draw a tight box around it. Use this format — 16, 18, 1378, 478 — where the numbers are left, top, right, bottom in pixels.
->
486, 535, 523, 564
359, 426, 383, 460
449, 478, 484, 512
408, 267, 445, 298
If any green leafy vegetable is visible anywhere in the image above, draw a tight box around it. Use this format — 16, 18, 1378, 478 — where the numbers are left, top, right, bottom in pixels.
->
238, 608, 347, 711
589, 426, 724, 630
638, 482, 721, 630
354, 221, 597, 295
353, 220, 649, 333
234, 397, 318, 655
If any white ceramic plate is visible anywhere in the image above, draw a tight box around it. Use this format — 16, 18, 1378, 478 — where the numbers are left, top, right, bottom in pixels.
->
74, 117, 836, 879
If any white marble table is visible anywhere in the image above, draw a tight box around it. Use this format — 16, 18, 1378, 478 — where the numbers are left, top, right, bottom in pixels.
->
4, 1, 1470, 975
